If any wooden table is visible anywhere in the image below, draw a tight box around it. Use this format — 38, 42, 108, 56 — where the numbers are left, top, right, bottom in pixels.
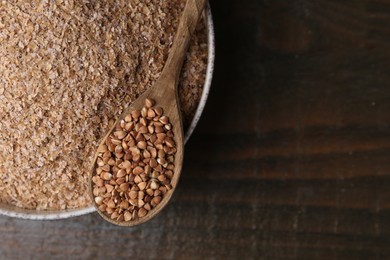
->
1, 1, 390, 259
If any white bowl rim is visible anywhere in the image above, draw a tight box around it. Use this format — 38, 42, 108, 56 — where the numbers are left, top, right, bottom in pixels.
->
0, 5, 215, 220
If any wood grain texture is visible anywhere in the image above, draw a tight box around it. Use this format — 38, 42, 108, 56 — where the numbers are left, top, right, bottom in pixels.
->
1, 0, 390, 259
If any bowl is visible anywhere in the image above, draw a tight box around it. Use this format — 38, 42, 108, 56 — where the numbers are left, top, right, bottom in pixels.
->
0, 5, 215, 220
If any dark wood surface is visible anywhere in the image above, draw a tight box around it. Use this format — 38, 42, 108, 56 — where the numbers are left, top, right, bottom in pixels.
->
1, 1, 390, 259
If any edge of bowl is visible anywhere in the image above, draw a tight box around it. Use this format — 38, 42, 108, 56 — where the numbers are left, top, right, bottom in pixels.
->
0, 4, 215, 220
183, 4, 214, 143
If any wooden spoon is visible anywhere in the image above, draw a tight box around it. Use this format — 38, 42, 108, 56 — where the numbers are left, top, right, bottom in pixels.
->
89, 0, 207, 226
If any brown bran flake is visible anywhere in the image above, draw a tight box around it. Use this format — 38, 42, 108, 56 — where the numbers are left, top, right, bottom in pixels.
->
0, 0, 207, 210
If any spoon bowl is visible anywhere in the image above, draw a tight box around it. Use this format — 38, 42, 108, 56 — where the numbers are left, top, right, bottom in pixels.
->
89, 81, 184, 226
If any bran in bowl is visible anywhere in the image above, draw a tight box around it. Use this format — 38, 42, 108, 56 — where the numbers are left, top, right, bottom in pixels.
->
0, 0, 207, 210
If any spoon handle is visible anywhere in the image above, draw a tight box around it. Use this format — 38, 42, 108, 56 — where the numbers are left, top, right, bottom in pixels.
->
159, 0, 207, 89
